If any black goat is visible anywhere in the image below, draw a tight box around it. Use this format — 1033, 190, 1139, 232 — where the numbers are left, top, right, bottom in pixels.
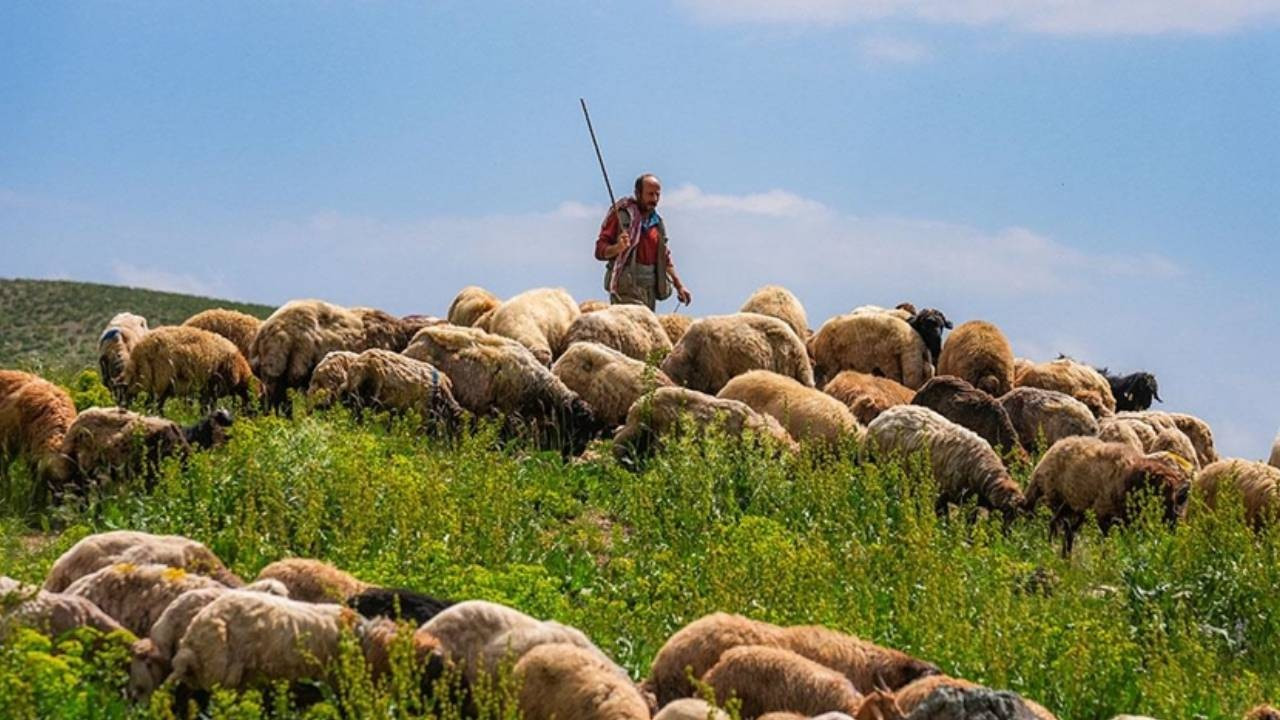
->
908, 308, 953, 365
347, 587, 454, 625
1097, 369, 1161, 412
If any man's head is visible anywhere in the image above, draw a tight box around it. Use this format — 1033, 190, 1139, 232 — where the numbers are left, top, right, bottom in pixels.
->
634, 174, 661, 211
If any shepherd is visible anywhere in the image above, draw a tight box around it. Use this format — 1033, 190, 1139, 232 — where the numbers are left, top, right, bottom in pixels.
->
595, 173, 692, 310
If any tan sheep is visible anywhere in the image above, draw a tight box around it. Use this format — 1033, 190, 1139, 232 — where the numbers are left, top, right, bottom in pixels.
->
337, 348, 462, 426
44, 530, 242, 592
1025, 436, 1189, 555
654, 698, 731, 720
579, 299, 610, 313
515, 643, 651, 720
58, 407, 216, 490
809, 312, 933, 390
822, 371, 916, 425
936, 321, 1015, 397
1194, 459, 1280, 528
564, 304, 673, 361
662, 313, 814, 394
1119, 410, 1218, 467
182, 308, 262, 359
486, 287, 581, 365
447, 286, 501, 327
660, 313, 695, 345
63, 563, 226, 637
999, 387, 1098, 452
0, 370, 76, 492
253, 558, 370, 603
473, 307, 497, 332
614, 387, 797, 460
552, 342, 674, 428
867, 405, 1026, 517
1014, 358, 1116, 418
1097, 416, 1159, 455
719, 370, 863, 447
124, 326, 252, 412
98, 312, 149, 402
741, 285, 809, 341
0, 576, 126, 637
702, 645, 864, 718
306, 350, 361, 408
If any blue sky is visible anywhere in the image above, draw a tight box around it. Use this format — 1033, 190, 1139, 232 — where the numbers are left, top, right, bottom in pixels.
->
2, 1, 1278, 456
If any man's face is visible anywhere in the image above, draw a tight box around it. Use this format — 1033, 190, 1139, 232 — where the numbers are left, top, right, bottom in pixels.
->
638, 178, 661, 210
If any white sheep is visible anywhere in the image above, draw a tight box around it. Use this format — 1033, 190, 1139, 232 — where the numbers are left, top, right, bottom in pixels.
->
486, 287, 581, 365
0, 576, 126, 637
44, 530, 242, 593
563, 303, 673, 361
63, 563, 227, 636
662, 313, 813, 394
552, 341, 673, 428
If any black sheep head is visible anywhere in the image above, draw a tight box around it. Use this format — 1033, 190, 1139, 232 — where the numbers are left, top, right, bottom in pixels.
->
184, 408, 235, 449
909, 308, 952, 364
1120, 372, 1161, 411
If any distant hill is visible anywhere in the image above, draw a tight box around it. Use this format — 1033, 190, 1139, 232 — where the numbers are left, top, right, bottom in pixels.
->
0, 278, 275, 372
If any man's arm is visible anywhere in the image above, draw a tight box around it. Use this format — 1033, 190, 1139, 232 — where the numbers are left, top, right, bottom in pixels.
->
665, 246, 692, 305
595, 212, 631, 260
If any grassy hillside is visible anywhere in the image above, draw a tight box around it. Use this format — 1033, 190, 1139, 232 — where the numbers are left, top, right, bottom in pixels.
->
0, 278, 274, 372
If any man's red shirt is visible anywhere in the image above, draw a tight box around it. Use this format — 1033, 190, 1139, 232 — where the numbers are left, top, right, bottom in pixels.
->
595, 209, 672, 266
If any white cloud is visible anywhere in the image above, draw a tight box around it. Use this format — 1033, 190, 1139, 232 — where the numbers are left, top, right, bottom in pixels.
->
859, 36, 932, 64
678, 0, 1280, 35
111, 261, 225, 298
663, 185, 831, 217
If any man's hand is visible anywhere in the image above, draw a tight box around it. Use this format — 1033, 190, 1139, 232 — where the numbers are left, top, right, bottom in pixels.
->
615, 230, 632, 252
676, 285, 692, 305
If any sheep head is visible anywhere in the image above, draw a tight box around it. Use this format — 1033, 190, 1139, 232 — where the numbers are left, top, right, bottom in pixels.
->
184, 408, 234, 449
128, 638, 168, 699
908, 309, 952, 364
1124, 457, 1190, 526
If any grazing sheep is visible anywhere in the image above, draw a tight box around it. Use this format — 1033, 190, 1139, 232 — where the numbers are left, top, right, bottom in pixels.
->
741, 285, 809, 341
63, 563, 226, 637
59, 407, 233, 491
718, 370, 863, 447
345, 587, 453, 625
660, 313, 695, 345
867, 406, 1025, 516
1271, 433, 1280, 469
702, 645, 864, 717
654, 698, 731, 720
306, 350, 360, 408
809, 312, 933, 390
0, 370, 76, 492
614, 387, 797, 461
936, 321, 1015, 397
1025, 436, 1189, 555
1194, 459, 1280, 528
0, 576, 126, 637
823, 371, 916, 425
419, 600, 539, 674
124, 326, 252, 412
1119, 411, 1218, 467
447, 286, 501, 328
1097, 369, 1161, 412
892, 675, 1056, 720
98, 313, 149, 403
999, 387, 1098, 452
515, 643, 651, 720
336, 348, 462, 426
182, 308, 262, 359
355, 620, 449, 696
1014, 358, 1116, 418
912, 376, 1022, 459
579, 299, 610, 314
44, 530, 242, 593
564, 304, 673, 361
553, 342, 674, 428
254, 558, 370, 604
663, 313, 813, 394
486, 287, 581, 365
777, 624, 939, 695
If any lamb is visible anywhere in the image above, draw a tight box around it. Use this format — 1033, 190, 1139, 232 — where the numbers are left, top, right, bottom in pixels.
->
486, 287, 581, 365
1025, 436, 1189, 555
911, 376, 1023, 459
345, 586, 453, 625
741, 285, 809, 341
1194, 459, 1280, 528
822, 371, 916, 425
0, 576, 126, 637
614, 387, 797, 461
718, 370, 864, 448
867, 406, 1026, 517
1014, 358, 1116, 418
702, 645, 864, 717
515, 643, 651, 720
809, 312, 933, 390
563, 304, 673, 361
552, 341, 674, 428
59, 407, 233, 491
306, 350, 360, 408
63, 562, 227, 637
1118, 410, 1218, 467
44, 530, 242, 592
1096, 369, 1161, 412
336, 348, 463, 426
662, 313, 814, 394
254, 558, 370, 603
123, 326, 252, 412
98, 312, 149, 403
653, 699, 731, 720
0, 370, 76, 492
999, 387, 1098, 452
447, 286, 501, 328
660, 313, 695, 345
579, 299, 610, 314
182, 308, 262, 359
936, 321, 1015, 397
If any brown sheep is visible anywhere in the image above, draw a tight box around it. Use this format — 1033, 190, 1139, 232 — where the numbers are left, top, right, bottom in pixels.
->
486, 287, 581, 365
809, 312, 933, 390
337, 349, 462, 426
579, 299, 610, 313
515, 643, 651, 720
98, 312, 150, 403
1025, 436, 1189, 555
1119, 410, 1218, 467
124, 326, 252, 412
719, 370, 863, 448
254, 558, 370, 603
702, 645, 864, 718
63, 563, 227, 637
59, 407, 232, 491
552, 342, 674, 428
1014, 358, 1116, 418
999, 387, 1098, 452
1194, 459, 1280, 528
614, 387, 797, 461
351, 307, 419, 352
911, 376, 1023, 459
182, 308, 262, 360
936, 321, 1015, 397
44, 530, 243, 592
662, 313, 814, 394
447, 286, 501, 328
0, 370, 76, 493
564, 304, 673, 361
0, 576, 127, 637
306, 350, 361, 408
660, 313, 695, 345
823, 371, 916, 425
741, 285, 809, 341
1100, 417, 1198, 469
